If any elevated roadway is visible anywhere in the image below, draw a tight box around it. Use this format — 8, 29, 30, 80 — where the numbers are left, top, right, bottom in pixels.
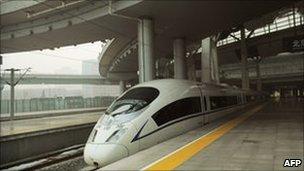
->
1, 73, 116, 85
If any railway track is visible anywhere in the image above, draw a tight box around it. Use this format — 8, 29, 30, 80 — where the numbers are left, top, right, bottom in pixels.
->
3, 145, 85, 171
3, 145, 104, 171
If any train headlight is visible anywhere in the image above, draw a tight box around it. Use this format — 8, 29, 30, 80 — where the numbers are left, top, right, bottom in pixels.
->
106, 127, 128, 143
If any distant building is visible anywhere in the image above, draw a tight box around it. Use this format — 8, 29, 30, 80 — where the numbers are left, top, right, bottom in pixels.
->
82, 59, 99, 75
54, 66, 79, 75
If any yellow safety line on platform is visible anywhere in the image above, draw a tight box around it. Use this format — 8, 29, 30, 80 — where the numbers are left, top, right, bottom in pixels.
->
142, 104, 265, 171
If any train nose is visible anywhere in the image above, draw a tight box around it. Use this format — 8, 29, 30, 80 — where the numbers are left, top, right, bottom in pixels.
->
84, 143, 129, 167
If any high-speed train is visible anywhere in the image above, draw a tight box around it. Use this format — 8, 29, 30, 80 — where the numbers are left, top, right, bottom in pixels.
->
84, 79, 265, 167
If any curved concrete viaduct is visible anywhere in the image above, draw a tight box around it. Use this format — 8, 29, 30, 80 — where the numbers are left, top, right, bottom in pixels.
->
1, 0, 300, 85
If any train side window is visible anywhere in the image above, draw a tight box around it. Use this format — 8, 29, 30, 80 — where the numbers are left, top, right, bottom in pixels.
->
246, 95, 255, 102
210, 96, 223, 110
210, 96, 238, 110
228, 96, 237, 106
152, 97, 201, 126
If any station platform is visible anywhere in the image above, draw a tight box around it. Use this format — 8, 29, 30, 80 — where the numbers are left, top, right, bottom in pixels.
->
101, 98, 303, 170
0, 111, 102, 137
1, 110, 104, 168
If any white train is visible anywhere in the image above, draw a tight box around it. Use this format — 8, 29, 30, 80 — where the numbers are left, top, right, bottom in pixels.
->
84, 79, 265, 167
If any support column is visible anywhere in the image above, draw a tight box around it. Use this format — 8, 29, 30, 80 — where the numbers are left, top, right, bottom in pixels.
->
210, 36, 219, 84
256, 62, 262, 91
201, 36, 219, 83
0, 56, 2, 115
173, 38, 187, 79
10, 69, 15, 121
138, 17, 155, 83
201, 38, 211, 83
240, 28, 249, 89
281, 88, 285, 98
119, 80, 126, 94
187, 56, 196, 81
293, 88, 297, 97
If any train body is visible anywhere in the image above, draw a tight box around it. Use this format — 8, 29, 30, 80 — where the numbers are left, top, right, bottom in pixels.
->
84, 79, 265, 167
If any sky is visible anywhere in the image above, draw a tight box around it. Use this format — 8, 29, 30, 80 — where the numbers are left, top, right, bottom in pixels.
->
1, 41, 103, 75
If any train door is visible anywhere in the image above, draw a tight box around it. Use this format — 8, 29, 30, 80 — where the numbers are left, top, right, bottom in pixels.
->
242, 93, 246, 104
203, 96, 209, 125
198, 87, 208, 126
237, 94, 241, 104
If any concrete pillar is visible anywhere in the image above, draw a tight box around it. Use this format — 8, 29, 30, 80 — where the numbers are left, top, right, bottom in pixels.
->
0, 56, 2, 115
240, 28, 249, 89
201, 36, 219, 83
256, 62, 262, 91
138, 17, 155, 83
119, 80, 126, 94
280, 88, 285, 98
173, 38, 187, 79
210, 36, 219, 84
201, 38, 211, 83
292, 89, 295, 96
187, 56, 196, 81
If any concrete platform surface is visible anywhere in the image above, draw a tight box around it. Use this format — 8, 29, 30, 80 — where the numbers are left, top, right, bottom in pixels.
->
0, 112, 102, 137
176, 98, 303, 170
100, 98, 303, 170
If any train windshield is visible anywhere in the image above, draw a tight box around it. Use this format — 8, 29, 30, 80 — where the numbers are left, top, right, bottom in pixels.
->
106, 87, 159, 116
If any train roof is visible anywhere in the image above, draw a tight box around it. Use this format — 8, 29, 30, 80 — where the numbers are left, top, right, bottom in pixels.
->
125, 79, 266, 97
132, 79, 244, 91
